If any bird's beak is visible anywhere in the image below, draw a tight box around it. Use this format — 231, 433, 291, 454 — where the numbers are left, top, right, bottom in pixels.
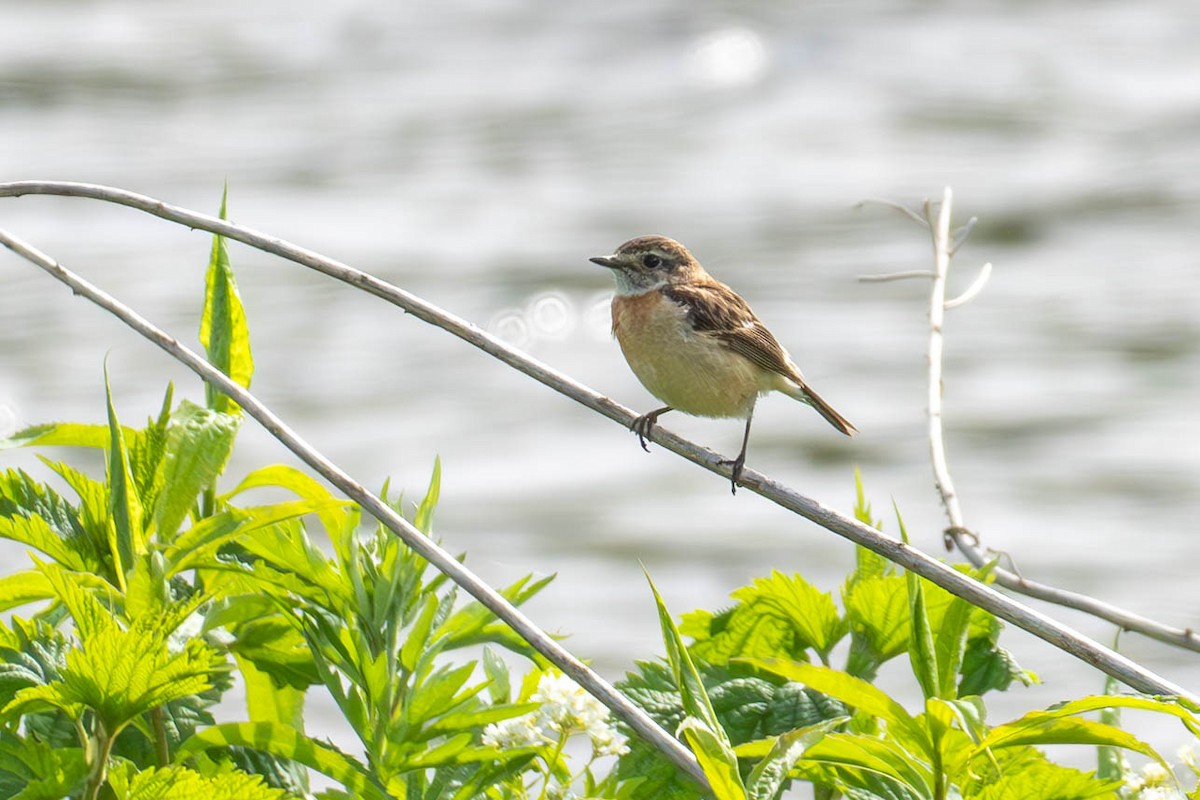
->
589, 254, 619, 269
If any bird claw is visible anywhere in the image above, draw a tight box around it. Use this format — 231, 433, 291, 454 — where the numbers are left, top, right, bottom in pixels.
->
631, 414, 655, 452
719, 454, 746, 495
630, 407, 671, 452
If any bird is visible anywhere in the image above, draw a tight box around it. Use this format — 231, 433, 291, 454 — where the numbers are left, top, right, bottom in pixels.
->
590, 235, 855, 493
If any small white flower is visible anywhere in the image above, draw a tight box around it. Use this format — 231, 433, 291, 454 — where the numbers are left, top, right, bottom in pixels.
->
482, 714, 543, 749
588, 720, 630, 757
1134, 788, 1185, 800
533, 672, 608, 734
529, 672, 630, 756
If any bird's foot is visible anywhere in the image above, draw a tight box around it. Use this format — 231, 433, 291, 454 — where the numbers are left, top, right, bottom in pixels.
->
631, 407, 671, 452
719, 453, 746, 495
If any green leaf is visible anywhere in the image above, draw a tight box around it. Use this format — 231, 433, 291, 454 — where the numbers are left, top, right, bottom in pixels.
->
220, 465, 347, 539
746, 659, 931, 761
798, 731, 935, 799
177, 722, 388, 800
107, 762, 293, 800
744, 717, 845, 800
0, 423, 140, 451
0, 571, 54, 614
678, 717, 746, 800
236, 653, 304, 728
6, 627, 222, 735
105, 365, 144, 581
222, 614, 319, 691
35, 561, 117, 641
153, 401, 240, 539
906, 568, 939, 702
962, 751, 1122, 800
403, 663, 482, 731
413, 457, 441, 534
646, 570, 724, 740
0, 732, 87, 800
685, 571, 847, 665
481, 646, 511, 704
199, 187, 254, 415
163, 499, 349, 576
843, 575, 910, 678
399, 593, 441, 673
978, 714, 1165, 767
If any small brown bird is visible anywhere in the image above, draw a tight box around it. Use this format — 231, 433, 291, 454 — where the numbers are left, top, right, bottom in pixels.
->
590, 235, 855, 493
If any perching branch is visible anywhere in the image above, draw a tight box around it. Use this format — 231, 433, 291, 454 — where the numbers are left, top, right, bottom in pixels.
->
869, 186, 1200, 655
2, 181, 1195, 704
0, 228, 711, 791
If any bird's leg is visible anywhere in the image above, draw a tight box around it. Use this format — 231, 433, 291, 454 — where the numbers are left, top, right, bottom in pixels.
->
720, 404, 755, 495
631, 406, 673, 452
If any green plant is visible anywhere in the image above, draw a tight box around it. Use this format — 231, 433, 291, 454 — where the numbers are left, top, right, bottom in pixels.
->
616, 476, 1200, 800
0, 200, 557, 799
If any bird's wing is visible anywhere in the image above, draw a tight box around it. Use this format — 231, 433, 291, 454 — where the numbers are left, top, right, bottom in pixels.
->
662, 281, 800, 381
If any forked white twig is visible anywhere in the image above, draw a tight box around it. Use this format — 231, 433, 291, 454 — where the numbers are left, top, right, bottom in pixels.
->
917, 188, 1200, 655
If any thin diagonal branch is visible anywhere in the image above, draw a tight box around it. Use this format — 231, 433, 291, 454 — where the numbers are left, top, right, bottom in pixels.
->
0, 228, 711, 791
2, 181, 1195, 702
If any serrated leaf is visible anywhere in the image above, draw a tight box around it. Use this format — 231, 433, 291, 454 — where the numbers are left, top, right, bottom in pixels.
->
400, 593, 441, 673
153, 401, 240, 539
746, 660, 931, 761
964, 757, 1121, 800
481, 646, 511, 704
177, 722, 387, 800
686, 571, 847, 664
107, 762, 292, 800
403, 663, 481, 731
3, 617, 223, 734
199, 188, 254, 415
0, 469, 97, 572
844, 575, 910, 668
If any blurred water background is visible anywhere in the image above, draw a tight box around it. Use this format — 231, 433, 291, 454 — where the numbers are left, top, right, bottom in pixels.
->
2, 0, 1199, 778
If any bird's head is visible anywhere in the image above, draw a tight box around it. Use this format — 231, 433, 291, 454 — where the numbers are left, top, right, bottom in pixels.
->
590, 235, 705, 295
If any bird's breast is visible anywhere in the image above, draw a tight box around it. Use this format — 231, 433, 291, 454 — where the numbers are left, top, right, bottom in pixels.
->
610, 291, 759, 418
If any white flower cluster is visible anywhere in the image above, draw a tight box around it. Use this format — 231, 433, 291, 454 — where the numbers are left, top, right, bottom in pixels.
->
1124, 760, 1186, 799
482, 672, 630, 758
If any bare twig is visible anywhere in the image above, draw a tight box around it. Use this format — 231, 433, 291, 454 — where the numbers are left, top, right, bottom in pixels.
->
858, 270, 935, 283
914, 187, 1200, 654
0, 228, 711, 791
943, 262, 992, 309
927, 188, 965, 528
2, 181, 1195, 701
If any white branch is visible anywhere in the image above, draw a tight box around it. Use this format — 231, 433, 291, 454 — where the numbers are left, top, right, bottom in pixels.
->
919, 188, 1200, 655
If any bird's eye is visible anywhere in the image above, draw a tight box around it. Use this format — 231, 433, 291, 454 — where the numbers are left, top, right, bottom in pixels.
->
642, 254, 662, 269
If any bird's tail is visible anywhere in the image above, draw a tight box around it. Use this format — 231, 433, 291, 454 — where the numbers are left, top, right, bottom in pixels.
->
783, 381, 857, 436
